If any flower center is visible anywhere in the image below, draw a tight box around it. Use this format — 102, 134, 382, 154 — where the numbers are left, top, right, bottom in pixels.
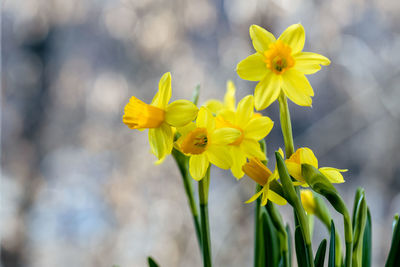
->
181, 128, 209, 155
123, 96, 165, 129
216, 117, 244, 146
264, 40, 295, 75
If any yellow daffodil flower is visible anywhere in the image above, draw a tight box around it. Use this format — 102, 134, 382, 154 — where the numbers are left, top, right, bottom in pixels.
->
175, 107, 241, 180
123, 72, 198, 160
300, 189, 316, 214
216, 95, 274, 178
204, 80, 236, 114
236, 24, 330, 110
242, 157, 287, 206
285, 147, 347, 186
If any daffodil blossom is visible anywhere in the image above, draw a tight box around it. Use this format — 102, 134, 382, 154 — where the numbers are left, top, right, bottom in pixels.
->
300, 189, 316, 215
123, 72, 198, 160
175, 107, 241, 180
285, 147, 347, 186
236, 24, 330, 110
204, 80, 236, 115
216, 95, 274, 178
242, 157, 287, 206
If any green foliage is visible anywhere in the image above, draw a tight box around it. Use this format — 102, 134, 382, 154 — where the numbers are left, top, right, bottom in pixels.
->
362, 208, 371, 267
314, 239, 327, 267
385, 214, 400, 267
148, 257, 159, 267
329, 221, 336, 267
295, 226, 310, 267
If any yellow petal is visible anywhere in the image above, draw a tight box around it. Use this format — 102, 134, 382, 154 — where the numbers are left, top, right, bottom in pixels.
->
148, 123, 173, 160
254, 71, 281, 110
217, 110, 235, 126
285, 161, 304, 182
244, 116, 274, 140
278, 24, 305, 54
269, 189, 287, 205
210, 128, 241, 145
176, 122, 196, 139
281, 72, 313, 106
240, 139, 266, 160
261, 189, 269, 206
204, 99, 223, 115
249, 25, 277, 53
319, 167, 347, 184
230, 146, 247, 179
294, 52, 331, 74
206, 145, 232, 170
300, 147, 318, 168
189, 154, 209, 181
235, 95, 254, 126
236, 53, 268, 81
245, 188, 264, 204
165, 100, 198, 127
151, 72, 172, 109
224, 81, 236, 111
196, 107, 215, 130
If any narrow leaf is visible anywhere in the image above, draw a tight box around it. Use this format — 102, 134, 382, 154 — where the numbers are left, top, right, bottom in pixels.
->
286, 225, 293, 267
148, 257, 160, 267
329, 221, 336, 267
295, 225, 309, 267
191, 84, 200, 105
362, 208, 371, 267
385, 214, 400, 267
314, 239, 327, 267
262, 208, 280, 267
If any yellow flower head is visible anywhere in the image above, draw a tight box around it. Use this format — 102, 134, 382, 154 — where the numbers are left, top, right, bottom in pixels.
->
204, 80, 236, 115
176, 107, 241, 180
216, 95, 274, 178
300, 189, 316, 215
236, 24, 331, 110
285, 147, 347, 186
123, 72, 198, 160
242, 158, 287, 206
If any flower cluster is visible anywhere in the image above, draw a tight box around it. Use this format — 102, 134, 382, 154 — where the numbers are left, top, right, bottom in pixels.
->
123, 24, 343, 206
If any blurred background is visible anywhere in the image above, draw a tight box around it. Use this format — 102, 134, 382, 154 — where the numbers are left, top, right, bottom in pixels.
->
2, 0, 400, 266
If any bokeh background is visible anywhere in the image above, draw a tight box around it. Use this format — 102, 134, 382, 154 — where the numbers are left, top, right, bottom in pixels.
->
2, 0, 400, 266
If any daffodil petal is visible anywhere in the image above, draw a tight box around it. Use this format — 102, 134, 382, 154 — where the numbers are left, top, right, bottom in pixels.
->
211, 128, 241, 145
189, 154, 209, 180
224, 81, 236, 111
206, 145, 232, 170
294, 52, 330, 74
285, 161, 303, 182
319, 167, 346, 184
282, 72, 313, 106
269, 189, 287, 205
244, 116, 274, 140
300, 147, 318, 168
151, 72, 172, 109
204, 99, 223, 115
254, 72, 281, 110
278, 24, 305, 54
250, 25, 276, 53
261, 188, 269, 206
230, 146, 247, 179
235, 95, 254, 126
148, 123, 173, 160
165, 100, 198, 127
240, 139, 266, 160
217, 110, 235, 125
196, 107, 215, 130
245, 189, 264, 204
236, 53, 268, 81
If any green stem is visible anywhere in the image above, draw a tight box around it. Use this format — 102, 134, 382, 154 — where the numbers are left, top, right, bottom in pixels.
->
172, 149, 202, 249
295, 201, 315, 267
343, 212, 353, 267
254, 184, 264, 267
278, 92, 295, 158
199, 166, 212, 267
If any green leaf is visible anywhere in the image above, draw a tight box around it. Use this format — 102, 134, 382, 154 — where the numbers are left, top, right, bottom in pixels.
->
329, 221, 336, 267
352, 188, 365, 231
362, 208, 371, 267
262, 208, 280, 267
295, 225, 309, 267
147, 257, 159, 267
191, 84, 200, 105
314, 239, 327, 267
385, 214, 400, 267
286, 225, 293, 267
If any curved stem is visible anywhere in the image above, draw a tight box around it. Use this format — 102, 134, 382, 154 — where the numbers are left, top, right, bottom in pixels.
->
278, 92, 295, 158
199, 166, 212, 267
